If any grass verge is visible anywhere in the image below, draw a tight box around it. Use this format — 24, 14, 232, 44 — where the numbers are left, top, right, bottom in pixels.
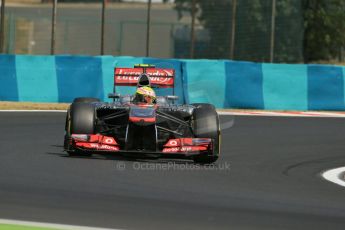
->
0, 224, 59, 230
0, 101, 69, 110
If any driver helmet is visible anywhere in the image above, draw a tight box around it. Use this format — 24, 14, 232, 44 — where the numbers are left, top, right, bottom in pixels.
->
134, 86, 156, 104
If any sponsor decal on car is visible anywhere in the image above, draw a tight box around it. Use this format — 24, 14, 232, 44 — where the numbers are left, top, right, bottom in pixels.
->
162, 138, 211, 153
114, 68, 174, 86
162, 147, 179, 153
162, 146, 207, 153
76, 142, 119, 151
72, 134, 120, 151
164, 138, 211, 147
116, 76, 173, 85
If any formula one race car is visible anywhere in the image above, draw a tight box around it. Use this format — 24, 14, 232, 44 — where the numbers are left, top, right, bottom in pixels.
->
64, 64, 220, 163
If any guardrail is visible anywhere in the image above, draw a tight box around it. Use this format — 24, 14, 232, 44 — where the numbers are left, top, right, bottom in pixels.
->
0, 55, 344, 110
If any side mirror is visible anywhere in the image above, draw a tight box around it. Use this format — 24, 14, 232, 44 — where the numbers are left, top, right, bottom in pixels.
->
166, 95, 179, 101
108, 93, 121, 99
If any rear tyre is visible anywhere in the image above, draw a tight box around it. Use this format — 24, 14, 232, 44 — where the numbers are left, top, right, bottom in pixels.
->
192, 103, 220, 164
65, 102, 96, 157
73, 97, 100, 103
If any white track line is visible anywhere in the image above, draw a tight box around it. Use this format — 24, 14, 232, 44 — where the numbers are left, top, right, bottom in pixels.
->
1, 110, 345, 118
218, 111, 345, 118
322, 167, 345, 187
0, 218, 120, 230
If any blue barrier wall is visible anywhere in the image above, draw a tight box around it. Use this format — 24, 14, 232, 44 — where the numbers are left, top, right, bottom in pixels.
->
182, 60, 226, 108
224, 61, 264, 109
0, 54, 344, 111
0, 55, 17, 101
262, 63, 308, 111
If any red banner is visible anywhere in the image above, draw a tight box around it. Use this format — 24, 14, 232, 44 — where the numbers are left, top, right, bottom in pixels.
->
114, 68, 174, 87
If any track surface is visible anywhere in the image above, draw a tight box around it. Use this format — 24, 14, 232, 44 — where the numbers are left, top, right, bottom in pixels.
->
1, 112, 345, 230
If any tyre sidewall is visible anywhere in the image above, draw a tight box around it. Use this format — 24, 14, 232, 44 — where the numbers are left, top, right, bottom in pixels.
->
70, 103, 96, 134
192, 103, 220, 163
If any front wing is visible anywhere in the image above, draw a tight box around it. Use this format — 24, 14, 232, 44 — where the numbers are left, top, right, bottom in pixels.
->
69, 134, 213, 156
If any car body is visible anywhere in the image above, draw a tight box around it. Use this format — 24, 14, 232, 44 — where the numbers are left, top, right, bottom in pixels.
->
64, 64, 220, 163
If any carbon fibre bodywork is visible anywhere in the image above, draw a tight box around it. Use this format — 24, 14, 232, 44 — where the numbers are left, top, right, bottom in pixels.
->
64, 65, 219, 163
64, 98, 217, 159
93, 100, 195, 152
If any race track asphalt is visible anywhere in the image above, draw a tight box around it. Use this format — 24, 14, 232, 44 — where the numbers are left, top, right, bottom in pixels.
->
0, 112, 345, 230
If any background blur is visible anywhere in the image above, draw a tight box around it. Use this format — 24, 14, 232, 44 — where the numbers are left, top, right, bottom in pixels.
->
0, 0, 344, 63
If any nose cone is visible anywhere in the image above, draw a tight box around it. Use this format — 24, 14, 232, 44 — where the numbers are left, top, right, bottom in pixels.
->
129, 105, 156, 126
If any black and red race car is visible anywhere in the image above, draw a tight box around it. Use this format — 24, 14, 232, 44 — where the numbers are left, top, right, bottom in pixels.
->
64, 64, 220, 163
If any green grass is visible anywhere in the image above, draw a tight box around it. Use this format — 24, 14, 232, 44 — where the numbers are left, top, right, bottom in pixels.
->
0, 224, 60, 230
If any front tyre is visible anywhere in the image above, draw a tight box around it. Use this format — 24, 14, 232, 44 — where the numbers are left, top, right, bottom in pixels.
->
73, 97, 100, 103
192, 103, 220, 164
65, 102, 96, 157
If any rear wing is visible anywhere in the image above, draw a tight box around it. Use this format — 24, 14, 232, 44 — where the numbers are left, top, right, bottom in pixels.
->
114, 66, 175, 88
